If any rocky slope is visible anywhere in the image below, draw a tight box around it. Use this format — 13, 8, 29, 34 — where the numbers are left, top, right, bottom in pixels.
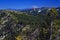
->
0, 8, 60, 40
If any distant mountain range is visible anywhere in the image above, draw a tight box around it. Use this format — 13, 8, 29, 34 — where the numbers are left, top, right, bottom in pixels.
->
20, 7, 60, 15
1, 7, 60, 16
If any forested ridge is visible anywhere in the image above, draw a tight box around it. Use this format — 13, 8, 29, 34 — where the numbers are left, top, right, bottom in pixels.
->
0, 8, 60, 40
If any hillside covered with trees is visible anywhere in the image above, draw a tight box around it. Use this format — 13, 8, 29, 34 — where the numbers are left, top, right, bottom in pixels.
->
0, 8, 60, 40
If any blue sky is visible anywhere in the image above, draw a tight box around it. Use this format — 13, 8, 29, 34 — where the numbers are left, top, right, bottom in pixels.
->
0, 0, 60, 9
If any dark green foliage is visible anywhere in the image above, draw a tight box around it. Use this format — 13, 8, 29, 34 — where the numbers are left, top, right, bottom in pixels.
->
0, 8, 59, 40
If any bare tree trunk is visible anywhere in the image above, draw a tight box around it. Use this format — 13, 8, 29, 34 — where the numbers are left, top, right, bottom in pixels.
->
49, 21, 53, 40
